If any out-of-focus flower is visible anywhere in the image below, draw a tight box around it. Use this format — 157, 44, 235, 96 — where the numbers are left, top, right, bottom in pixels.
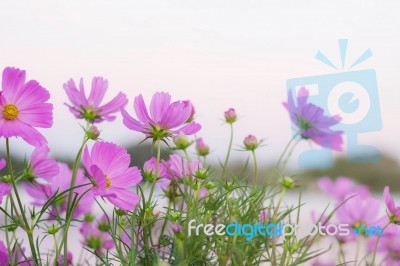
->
283, 87, 343, 151
0, 67, 53, 147
243, 134, 260, 151
224, 108, 237, 123
173, 133, 191, 150
63, 77, 127, 123
80, 215, 114, 254
0, 240, 8, 266
368, 223, 400, 265
83, 141, 142, 211
24, 146, 59, 183
0, 159, 11, 205
171, 224, 183, 234
317, 176, 369, 201
196, 138, 209, 156
336, 194, 381, 240
24, 163, 93, 218
143, 157, 167, 183
57, 252, 73, 266
384, 186, 400, 223
121, 92, 201, 140
164, 154, 202, 181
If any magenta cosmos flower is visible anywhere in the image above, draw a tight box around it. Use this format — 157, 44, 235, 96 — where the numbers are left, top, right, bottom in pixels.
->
80, 216, 114, 254
83, 141, 142, 211
24, 146, 59, 183
0, 240, 8, 266
384, 186, 400, 223
283, 87, 343, 151
0, 67, 53, 147
25, 163, 93, 218
0, 159, 11, 205
121, 92, 201, 140
63, 77, 128, 123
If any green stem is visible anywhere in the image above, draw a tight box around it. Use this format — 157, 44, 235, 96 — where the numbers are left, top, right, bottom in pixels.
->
271, 187, 287, 266
221, 123, 234, 179
5, 139, 38, 265
53, 234, 60, 265
275, 132, 299, 169
251, 150, 258, 187
371, 221, 390, 266
63, 133, 89, 264
148, 139, 161, 203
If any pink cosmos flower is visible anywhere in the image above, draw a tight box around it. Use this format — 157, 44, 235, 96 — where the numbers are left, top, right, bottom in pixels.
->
336, 194, 381, 241
57, 252, 73, 266
0, 240, 8, 266
0, 159, 11, 205
143, 157, 168, 184
0, 67, 53, 147
368, 223, 400, 265
121, 92, 201, 140
283, 87, 343, 151
25, 163, 93, 218
80, 216, 114, 254
63, 77, 128, 123
384, 186, 400, 223
164, 154, 202, 181
317, 176, 370, 201
224, 108, 237, 123
25, 146, 59, 183
83, 141, 142, 211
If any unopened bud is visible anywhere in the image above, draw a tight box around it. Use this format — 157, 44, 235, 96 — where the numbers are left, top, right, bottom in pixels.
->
86, 126, 100, 140
224, 108, 237, 123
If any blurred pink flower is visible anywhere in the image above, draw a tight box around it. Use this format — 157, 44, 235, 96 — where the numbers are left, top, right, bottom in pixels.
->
0, 159, 11, 205
164, 154, 202, 181
83, 141, 142, 211
369, 223, 400, 265
196, 137, 209, 156
121, 92, 201, 140
57, 252, 73, 266
0, 67, 53, 147
336, 194, 381, 241
243, 134, 259, 151
384, 186, 400, 223
317, 176, 369, 201
283, 87, 343, 151
80, 215, 114, 254
24, 163, 93, 218
0, 240, 8, 266
63, 77, 127, 123
25, 146, 59, 183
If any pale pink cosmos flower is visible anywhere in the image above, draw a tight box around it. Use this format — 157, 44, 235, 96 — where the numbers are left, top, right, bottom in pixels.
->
317, 176, 369, 201
368, 222, 400, 265
63, 77, 128, 123
164, 154, 202, 181
0, 159, 11, 205
25, 146, 59, 183
121, 92, 201, 140
24, 163, 93, 218
0, 67, 53, 147
336, 194, 381, 241
80, 215, 114, 254
384, 186, 400, 223
83, 141, 142, 211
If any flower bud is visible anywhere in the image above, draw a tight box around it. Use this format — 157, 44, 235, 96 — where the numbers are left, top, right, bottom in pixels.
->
171, 224, 183, 234
115, 209, 126, 216
204, 181, 216, 190
243, 134, 259, 151
224, 108, 237, 123
84, 213, 95, 223
47, 224, 60, 235
86, 125, 100, 140
196, 138, 209, 156
281, 176, 296, 189
173, 133, 191, 150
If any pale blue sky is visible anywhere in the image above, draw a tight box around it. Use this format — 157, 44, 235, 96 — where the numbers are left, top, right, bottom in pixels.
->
1, 0, 400, 168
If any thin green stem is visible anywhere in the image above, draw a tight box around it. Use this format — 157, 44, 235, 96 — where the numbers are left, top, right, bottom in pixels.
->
53, 234, 60, 265
221, 123, 233, 179
371, 221, 390, 266
5, 139, 38, 265
271, 187, 287, 266
275, 132, 299, 170
148, 139, 161, 203
251, 150, 258, 187
63, 132, 89, 264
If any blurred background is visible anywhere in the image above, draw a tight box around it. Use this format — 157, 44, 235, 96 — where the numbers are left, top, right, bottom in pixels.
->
1, 0, 400, 190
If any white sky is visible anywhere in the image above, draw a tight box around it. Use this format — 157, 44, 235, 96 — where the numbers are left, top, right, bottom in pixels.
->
1, 0, 400, 168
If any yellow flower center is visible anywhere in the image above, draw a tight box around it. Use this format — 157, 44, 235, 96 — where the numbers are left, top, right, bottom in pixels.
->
105, 175, 112, 188
3, 104, 19, 120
